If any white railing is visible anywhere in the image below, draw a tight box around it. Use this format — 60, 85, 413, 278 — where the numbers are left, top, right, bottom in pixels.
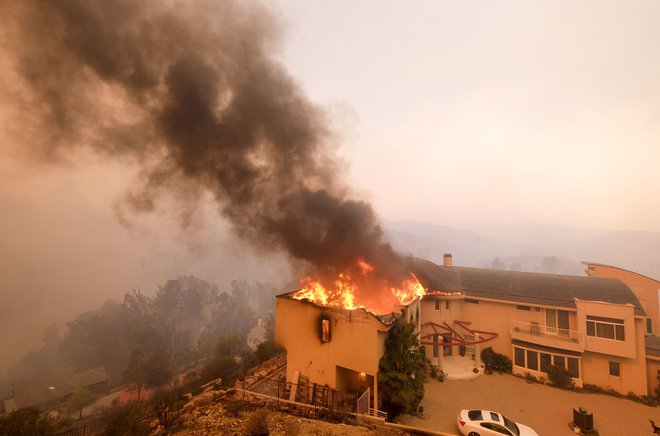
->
510, 319, 584, 345
369, 408, 388, 419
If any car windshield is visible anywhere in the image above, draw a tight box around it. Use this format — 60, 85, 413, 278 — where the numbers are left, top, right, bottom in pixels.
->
502, 415, 520, 436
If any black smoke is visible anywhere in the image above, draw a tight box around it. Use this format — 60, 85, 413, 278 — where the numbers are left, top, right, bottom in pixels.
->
2, 0, 404, 281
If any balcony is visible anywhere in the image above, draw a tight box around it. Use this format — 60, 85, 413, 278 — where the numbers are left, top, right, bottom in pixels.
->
510, 320, 584, 353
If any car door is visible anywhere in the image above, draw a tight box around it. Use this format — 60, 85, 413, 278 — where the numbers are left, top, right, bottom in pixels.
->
480, 422, 514, 436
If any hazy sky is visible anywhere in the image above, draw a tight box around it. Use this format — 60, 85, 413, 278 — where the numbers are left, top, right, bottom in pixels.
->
1, 0, 660, 373
270, 0, 660, 232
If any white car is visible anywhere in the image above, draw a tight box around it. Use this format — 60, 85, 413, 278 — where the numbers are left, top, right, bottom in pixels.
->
457, 409, 539, 436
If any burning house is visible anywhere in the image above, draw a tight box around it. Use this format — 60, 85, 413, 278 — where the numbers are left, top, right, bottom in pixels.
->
276, 253, 660, 412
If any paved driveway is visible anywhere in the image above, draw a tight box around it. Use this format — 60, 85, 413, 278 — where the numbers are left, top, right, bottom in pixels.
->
398, 374, 659, 435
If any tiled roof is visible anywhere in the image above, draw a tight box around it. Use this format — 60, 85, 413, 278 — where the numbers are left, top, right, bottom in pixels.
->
409, 258, 645, 316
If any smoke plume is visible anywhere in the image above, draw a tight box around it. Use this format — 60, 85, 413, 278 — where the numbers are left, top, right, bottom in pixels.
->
2, 0, 405, 281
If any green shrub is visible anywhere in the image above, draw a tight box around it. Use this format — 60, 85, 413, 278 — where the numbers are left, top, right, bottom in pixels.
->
481, 347, 512, 373
242, 409, 269, 436
546, 364, 573, 388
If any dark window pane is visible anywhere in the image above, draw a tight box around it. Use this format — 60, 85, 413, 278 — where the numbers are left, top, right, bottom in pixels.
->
435, 300, 440, 310
609, 361, 620, 377
514, 347, 525, 367
540, 353, 551, 372
490, 412, 500, 422
554, 355, 565, 367
567, 358, 579, 378
615, 325, 625, 341
647, 318, 653, 334
433, 335, 439, 357
516, 305, 530, 311
468, 410, 483, 420
446, 300, 450, 310
587, 321, 595, 337
526, 350, 538, 371
596, 323, 615, 339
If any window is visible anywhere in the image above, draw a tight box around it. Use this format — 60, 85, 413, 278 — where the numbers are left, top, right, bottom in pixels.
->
490, 412, 500, 422
464, 298, 479, 304
516, 305, 530, 311
540, 353, 552, 373
433, 335, 439, 358
609, 361, 621, 377
514, 347, 579, 380
514, 348, 525, 367
321, 319, 330, 342
446, 300, 451, 310
435, 299, 440, 310
647, 318, 654, 335
587, 316, 625, 341
567, 358, 579, 378
526, 350, 538, 371
546, 309, 570, 335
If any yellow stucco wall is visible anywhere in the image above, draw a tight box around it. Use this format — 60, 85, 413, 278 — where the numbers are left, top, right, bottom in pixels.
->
646, 357, 660, 397
584, 263, 660, 335
579, 319, 647, 395
275, 296, 389, 388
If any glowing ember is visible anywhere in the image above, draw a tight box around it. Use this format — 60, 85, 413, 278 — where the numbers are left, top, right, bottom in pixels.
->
291, 260, 426, 314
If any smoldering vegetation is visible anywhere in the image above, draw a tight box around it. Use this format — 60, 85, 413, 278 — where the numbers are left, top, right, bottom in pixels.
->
1, 0, 404, 283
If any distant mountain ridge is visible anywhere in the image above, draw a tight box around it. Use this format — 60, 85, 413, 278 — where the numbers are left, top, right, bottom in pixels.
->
382, 219, 660, 279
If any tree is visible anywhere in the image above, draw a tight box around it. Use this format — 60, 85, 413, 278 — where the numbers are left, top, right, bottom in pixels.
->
378, 322, 427, 419
123, 348, 173, 400
123, 350, 147, 401
540, 256, 559, 274
490, 257, 505, 270
67, 388, 98, 418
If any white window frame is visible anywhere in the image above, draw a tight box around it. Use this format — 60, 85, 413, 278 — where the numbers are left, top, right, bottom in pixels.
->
586, 316, 625, 341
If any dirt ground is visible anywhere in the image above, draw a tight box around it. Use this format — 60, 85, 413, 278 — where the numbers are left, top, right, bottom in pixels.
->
398, 374, 660, 436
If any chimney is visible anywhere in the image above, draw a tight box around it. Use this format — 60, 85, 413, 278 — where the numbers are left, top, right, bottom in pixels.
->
443, 253, 452, 267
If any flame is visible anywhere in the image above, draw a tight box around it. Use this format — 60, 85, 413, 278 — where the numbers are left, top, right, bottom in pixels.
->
291, 260, 426, 314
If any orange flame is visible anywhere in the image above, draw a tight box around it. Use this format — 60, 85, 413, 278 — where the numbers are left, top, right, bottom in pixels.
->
291, 260, 425, 314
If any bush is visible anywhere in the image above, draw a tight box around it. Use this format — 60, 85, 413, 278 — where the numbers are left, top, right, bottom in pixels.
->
481, 347, 512, 373
224, 400, 256, 417
105, 403, 150, 436
0, 407, 62, 436
242, 409, 269, 436
546, 364, 573, 388
523, 372, 538, 383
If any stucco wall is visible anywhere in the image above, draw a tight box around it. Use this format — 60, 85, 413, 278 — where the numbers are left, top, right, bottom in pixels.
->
275, 296, 388, 388
580, 319, 647, 395
584, 263, 660, 334
646, 357, 660, 397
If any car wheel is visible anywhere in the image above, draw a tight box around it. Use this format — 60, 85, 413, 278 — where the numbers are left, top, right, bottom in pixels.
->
468, 433, 480, 436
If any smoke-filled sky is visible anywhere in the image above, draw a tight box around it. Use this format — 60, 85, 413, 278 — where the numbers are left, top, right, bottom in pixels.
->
1, 0, 660, 374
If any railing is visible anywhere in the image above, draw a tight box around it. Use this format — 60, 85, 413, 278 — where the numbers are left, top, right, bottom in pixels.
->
356, 388, 370, 415
242, 375, 357, 414
369, 408, 388, 419
510, 320, 584, 352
